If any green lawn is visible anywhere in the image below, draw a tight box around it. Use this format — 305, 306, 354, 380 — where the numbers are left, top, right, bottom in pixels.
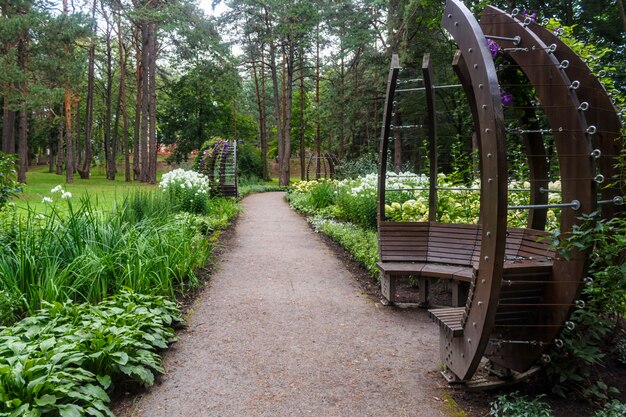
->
14, 165, 163, 213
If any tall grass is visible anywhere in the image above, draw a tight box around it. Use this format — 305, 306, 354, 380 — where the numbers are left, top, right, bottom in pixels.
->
0, 190, 240, 324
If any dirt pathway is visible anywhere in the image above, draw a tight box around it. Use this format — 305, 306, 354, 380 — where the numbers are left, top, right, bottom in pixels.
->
119, 192, 447, 417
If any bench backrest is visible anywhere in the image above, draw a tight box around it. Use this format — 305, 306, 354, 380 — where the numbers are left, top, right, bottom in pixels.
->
378, 221, 555, 265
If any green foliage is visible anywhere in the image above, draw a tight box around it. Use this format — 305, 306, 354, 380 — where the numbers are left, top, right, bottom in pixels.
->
593, 400, 626, 417
0, 189, 241, 317
0, 152, 21, 210
307, 181, 335, 211
237, 141, 263, 179
546, 212, 625, 401
0, 290, 22, 327
489, 392, 552, 417
308, 215, 379, 278
333, 153, 378, 180
0, 291, 180, 416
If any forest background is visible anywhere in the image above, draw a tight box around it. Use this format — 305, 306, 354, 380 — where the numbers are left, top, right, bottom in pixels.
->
1, 0, 624, 186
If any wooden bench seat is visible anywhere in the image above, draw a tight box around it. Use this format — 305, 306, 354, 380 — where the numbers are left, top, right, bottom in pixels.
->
378, 221, 555, 307
429, 307, 465, 337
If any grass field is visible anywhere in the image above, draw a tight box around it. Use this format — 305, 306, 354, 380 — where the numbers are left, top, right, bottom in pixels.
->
14, 164, 165, 213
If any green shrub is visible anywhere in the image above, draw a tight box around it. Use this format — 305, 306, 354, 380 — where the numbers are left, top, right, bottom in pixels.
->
159, 168, 211, 214
0, 289, 21, 327
489, 392, 552, 417
0, 291, 180, 416
0, 152, 21, 211
593, 400, 626, 417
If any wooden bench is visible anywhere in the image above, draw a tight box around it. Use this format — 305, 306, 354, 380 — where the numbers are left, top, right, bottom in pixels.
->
377, 222, 479, 306
428, 228, 554, 337
378, 221, 554, 308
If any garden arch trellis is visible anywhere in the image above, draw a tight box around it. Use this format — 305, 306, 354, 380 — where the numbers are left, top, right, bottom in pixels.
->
377, 0, 624, 384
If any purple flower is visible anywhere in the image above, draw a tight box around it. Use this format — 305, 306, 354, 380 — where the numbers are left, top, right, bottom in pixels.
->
522, 11, 536, 23
501, 90, 513, 106
486, 38, 500, 58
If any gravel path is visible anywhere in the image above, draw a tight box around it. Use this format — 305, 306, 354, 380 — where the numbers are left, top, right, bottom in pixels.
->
120, 192, 447, 417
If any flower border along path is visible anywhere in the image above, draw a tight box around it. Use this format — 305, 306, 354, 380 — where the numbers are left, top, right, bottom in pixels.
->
120, 192, 447, 417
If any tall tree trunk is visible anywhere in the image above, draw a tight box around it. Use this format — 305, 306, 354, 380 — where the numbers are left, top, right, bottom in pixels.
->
2, 98, 15, 154
339, 48, 345, 159
75, 96, 81, 169
299, 52, 305, 181
79, 0, 96, 179
16, 33, 29, 183
315, 31, 321, 177
140, 21, 149, 182
133, 26, 141, 180
116, 6, 130, 182
64, 89, 74, 183
103, 6, 115, 181
147, 21, 157, 184
281, 43, 294, 186
251, 47, 267, 180
57, 108, 64, 176
260, 49, 268, 180
263, 5, 282, 183
48, 111, 55, 173
63, 0, 74, 184
278, 48, 286, 183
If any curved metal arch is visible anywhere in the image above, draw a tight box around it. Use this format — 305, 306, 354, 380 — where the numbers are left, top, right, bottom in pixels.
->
479, 5, 594, 372
439, 0, 508, 382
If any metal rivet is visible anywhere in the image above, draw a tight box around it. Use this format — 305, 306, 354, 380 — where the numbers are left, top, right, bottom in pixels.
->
576, 299, 586, 308
542, 354, 551, 363
455, 21, 459, 26
487, 153, 492, 158
472, 322, 476, 327
474, 64, 479, 69
467, 338, 472, 343
488, 178, 493, 183
484, 256, 489, 261
555, 339, 564, 348
479, 84, 484, 89
482, 104, 487, 110
565, 321, 575, 330
486, 231, 492, 237
468, 48, 473, 53
481, 279, 486, 284
447, 13, 452, 18
485, 128, 490, 133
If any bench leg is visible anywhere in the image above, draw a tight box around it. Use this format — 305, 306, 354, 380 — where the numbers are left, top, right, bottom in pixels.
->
418, 277, 430, 307
380, 272, 397, 303
451, 281, 470, 307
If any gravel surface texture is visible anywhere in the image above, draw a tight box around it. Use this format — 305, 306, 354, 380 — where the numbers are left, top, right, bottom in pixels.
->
119, 192, 448, 417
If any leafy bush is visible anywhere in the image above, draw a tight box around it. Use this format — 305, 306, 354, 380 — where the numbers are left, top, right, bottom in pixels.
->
593, 400, 626, 417
237, 141, 263, 179
0, 289, 21, 327
0, 291, 180, 416
0, 152, 21, 210
159, 168, 211, 214
489, 392, 552, 417
308, 215, 379, 278
546, 212, 626, 400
